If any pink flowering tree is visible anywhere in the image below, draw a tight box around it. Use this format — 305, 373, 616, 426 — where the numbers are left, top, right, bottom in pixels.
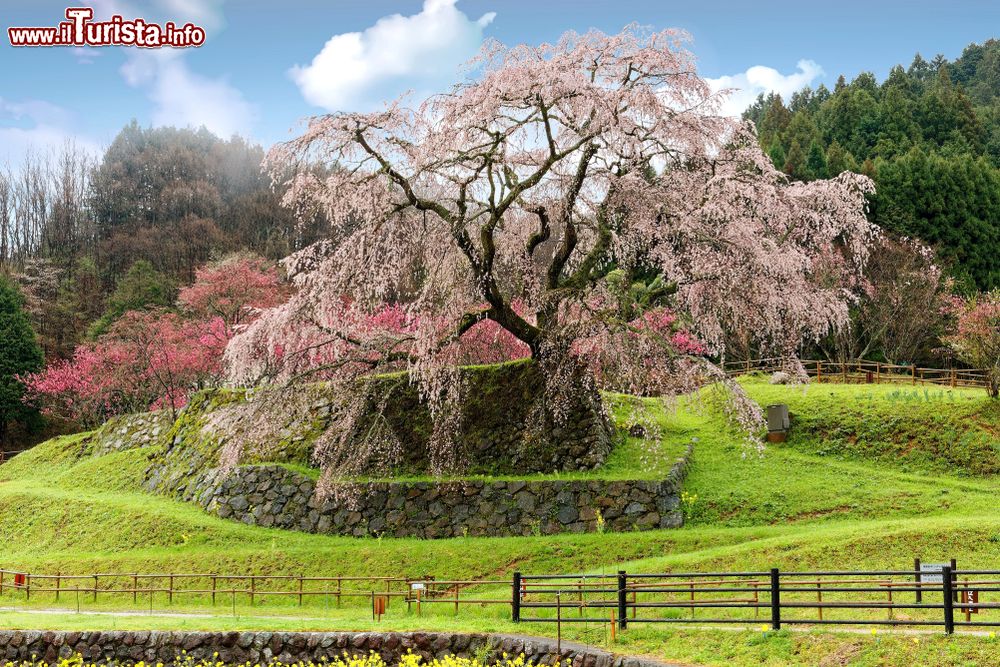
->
178, 253, 289, 331
24, 312, 227, 425
226, 26, 877, 457
25, 254, 287, 425
947, 293, 1000, 398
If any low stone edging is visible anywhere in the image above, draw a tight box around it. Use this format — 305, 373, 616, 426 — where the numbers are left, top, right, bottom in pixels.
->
0, 630, 676, 667
170, 446, 692, 539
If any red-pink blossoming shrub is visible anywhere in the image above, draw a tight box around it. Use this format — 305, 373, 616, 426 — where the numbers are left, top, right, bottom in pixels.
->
178, 253, 289, 329
24, 312, 227, 425
25, 254, 287, 426
947, 293, 1000, 398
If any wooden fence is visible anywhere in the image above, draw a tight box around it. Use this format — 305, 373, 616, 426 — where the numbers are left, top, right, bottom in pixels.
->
724, 358, 991, 390
0, 568, 509, 615
7, 561, 1000, 634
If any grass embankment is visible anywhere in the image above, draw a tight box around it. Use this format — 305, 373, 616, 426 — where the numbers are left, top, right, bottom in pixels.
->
4, 379, 1000, 665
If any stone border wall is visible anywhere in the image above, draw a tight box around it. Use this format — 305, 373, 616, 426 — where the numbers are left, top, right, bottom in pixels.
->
0, 631, 677, 667
174, 447, 692, 539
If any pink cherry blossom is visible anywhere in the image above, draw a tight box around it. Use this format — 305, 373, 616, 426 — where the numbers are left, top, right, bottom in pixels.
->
223, 26, 877, 471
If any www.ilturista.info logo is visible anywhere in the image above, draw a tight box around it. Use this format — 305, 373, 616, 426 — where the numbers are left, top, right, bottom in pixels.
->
8, 7, 206, 48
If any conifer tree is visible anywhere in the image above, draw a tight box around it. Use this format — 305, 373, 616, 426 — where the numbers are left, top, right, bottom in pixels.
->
0, 278, 44, 445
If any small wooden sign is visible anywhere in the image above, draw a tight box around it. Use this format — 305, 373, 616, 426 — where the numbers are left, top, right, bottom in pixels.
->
962, 589, 980, 614
373, 594, 387, 621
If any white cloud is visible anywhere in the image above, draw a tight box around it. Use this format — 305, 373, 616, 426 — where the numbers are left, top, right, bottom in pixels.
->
0, 0, 247, 169
96, 0, 255, 138
290, 0, 496, 112
157, 0, 226, 32
0, 98, 102, 166
707, 60, 824, 117
71, 47, 102, 65
121, 50, 256, 137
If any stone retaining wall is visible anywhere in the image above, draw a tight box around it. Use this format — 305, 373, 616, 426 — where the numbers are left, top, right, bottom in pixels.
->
172, 447, 691, 539
0, 631, 675, 667
146, 361, 615, 494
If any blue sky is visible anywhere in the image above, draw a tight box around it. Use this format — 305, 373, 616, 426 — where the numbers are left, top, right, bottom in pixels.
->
2, 0, 999, 161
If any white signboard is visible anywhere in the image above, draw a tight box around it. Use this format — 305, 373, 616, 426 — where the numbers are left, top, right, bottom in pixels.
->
410, 582, 426, 591
919, 563, 950, 584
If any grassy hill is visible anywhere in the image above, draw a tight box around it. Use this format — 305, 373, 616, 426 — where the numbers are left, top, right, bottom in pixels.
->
4, 377, 1000, 665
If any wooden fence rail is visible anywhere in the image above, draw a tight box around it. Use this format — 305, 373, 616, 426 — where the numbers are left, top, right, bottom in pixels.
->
0, 567, 510, 615
8, 562, 1000, 633
724, 358, 991, 390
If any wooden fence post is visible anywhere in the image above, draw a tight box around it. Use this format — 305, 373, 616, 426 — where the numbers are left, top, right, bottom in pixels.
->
816, 582, 822, 621
965, 580, 972, 623
298, 574, 304, 607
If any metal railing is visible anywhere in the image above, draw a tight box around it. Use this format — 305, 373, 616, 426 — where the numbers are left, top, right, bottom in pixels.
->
6, 563, 1000, 635
513, 564, 999, 634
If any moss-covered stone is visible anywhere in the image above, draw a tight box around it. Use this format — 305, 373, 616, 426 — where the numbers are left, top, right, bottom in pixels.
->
350, 359, 612, 475
141, 360, 612, 495
17, 361, 656, 537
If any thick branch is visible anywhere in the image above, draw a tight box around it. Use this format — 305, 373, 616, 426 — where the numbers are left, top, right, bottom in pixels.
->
526, 206, 551, 257
354, 130, 454, 223
547, 143, 599, 288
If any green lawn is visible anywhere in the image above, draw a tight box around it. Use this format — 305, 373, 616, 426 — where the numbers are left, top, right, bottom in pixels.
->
5, 378, 1000, 665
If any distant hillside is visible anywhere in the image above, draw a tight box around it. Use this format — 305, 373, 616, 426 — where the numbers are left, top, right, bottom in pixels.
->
745, 39, 1000, 290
